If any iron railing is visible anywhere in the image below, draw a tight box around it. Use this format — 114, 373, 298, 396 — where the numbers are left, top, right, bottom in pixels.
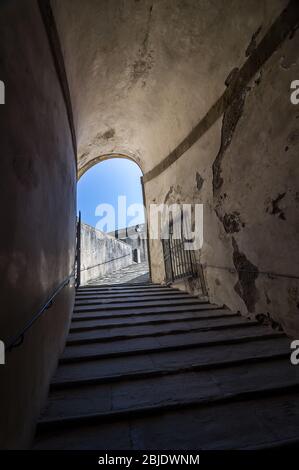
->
5, 273, 73, 352
162, 236, 198, 283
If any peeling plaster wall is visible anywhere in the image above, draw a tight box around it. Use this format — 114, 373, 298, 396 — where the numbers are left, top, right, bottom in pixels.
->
80, 223, 133, 284
209, 28, 299, 336
145, 24, 299, 336
0, 1, 76, 448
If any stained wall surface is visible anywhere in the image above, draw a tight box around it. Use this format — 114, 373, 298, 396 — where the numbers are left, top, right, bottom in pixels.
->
80, 222, 133, 284
145, 11, 299, 336
0, 0, 77, 449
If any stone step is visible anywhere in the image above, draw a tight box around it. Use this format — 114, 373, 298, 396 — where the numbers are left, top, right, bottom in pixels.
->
75, 288, 181, 298
52, 336, 290, 388
38, 358, 299, 430
77, 282, 160, 291
74, 293, 198, 306
76, 290, 187, 299
60, 325, 283, 363
66, 316, 259, 346
72, 304, 225, 322
73, 297, 210, 313
69, 311, 239, 332
33, 389, 299, 450
75, 292, 184, 302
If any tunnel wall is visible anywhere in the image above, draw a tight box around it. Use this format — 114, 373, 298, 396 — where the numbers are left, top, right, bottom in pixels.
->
80, 223, 133, 284
145, 15, 299, 337
0, 0, 77, 449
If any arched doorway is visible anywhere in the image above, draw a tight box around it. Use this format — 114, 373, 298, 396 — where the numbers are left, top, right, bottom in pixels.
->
76, 157, 149, 285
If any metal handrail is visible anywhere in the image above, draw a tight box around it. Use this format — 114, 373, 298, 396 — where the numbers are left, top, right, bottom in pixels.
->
6, 215, 82, 352
5, 272, 74, 353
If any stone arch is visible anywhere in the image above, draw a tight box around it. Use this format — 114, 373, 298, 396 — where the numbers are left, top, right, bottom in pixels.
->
78, 153, 144, 180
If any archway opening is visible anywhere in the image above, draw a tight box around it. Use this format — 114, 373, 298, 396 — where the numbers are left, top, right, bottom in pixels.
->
77, 157, 149, 285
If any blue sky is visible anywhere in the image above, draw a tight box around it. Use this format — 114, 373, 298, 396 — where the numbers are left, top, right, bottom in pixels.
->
77, 158, 145, 231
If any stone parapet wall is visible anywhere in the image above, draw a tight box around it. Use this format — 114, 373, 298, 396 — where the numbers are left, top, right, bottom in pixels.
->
81, 223, 133, 284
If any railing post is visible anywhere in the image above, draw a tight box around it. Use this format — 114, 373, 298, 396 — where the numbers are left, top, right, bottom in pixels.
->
76, 211, 81, 288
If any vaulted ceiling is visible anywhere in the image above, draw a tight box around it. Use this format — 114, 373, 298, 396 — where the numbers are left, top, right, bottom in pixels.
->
51, 0, 287, 176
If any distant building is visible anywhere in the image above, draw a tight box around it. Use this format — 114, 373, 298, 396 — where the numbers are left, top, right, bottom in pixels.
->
109, 223, 148, 263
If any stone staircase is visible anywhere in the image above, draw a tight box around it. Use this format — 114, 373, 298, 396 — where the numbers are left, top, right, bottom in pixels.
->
85, 261, 149, 286
33, 282, 299, 450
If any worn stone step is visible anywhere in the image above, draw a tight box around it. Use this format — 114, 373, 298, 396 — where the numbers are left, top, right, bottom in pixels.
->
75, 288, 181, 298
77, 283, 160, 291
54, 337, 290, 382
86, 280, 153, 285
52, 336, 290, 385
72, 303, 223, 321
75, 293, 197, 307
38, 359, 299, 431
75, 293, 185, 302
60, 325, 283, 363
66, 317, 259, 346
33, 389, 299, 450
75, 292, 189, 302
74, 297, 209, 313
69, 311, 239, 332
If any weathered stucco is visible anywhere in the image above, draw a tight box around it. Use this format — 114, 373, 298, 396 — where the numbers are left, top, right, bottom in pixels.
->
145, 18, 299, 336
80, 222, 133, 284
